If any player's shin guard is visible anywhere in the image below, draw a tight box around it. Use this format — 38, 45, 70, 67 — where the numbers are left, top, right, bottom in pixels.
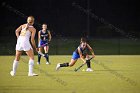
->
38, 54, 41, 63
45, 53, 49, 62
60, 63, 69, 67
12, 60, 19, 73
28, 59, 34, 74
86, 60, 91, 68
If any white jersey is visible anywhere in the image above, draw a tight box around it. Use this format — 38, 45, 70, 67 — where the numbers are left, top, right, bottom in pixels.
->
16, 25, 33, 51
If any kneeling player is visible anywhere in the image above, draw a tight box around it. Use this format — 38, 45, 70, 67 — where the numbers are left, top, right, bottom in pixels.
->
56, 37, 95, 71
37, 23, 51, 65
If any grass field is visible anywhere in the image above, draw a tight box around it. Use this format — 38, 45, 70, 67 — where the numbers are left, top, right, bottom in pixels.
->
1, 38, 140, 55
0, 55, 140, 93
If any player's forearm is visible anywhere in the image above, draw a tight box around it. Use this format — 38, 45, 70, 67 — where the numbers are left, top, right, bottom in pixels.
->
31, 39, 37, 50
15, 31, 19, 38
38, 38, 40, 44
49, 35, 52, 41
80, 55, 86, 64
15, 25, 22, 38
90, 49, 95, 57
38, 32, 40, 44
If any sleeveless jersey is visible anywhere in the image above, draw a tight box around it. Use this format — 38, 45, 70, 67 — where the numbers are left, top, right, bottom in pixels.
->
40, 30, 50, 41
16, 24, 33, 51
18, 25, 33, 43
74, 44, 88, 55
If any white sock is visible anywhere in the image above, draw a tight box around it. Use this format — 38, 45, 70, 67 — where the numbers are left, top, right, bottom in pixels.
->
12, 60, 19, 73
28, 59, 34, 74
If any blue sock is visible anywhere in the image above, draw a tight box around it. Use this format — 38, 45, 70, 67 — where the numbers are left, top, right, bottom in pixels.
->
45, 53, 49, 62
38, 54, 41, 63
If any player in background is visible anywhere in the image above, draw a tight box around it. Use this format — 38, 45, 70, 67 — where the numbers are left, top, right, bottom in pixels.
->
10, 16, 38, 76
56, 37, 95, 71
37, 23, 51, 65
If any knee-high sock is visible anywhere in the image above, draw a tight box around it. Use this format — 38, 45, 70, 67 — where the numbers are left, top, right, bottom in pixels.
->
38, 54, 41, 62
12, 60, 19, 73
86, 60, 91, 68
29, 59, 34, 74
60, 63, 69, 67
45, 53, 49, 62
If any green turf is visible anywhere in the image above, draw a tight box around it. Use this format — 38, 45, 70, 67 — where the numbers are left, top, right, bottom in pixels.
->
0, 55, 140, 93
0, 38, 140, 55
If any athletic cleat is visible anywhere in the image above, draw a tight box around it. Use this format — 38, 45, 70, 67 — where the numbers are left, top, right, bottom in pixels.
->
10, 71, 15, 76
28, 73, 38, 76
86, 68, 93, 72
46, 62, 50, 65
56, 63, 61, 71
37, 62, 40, 65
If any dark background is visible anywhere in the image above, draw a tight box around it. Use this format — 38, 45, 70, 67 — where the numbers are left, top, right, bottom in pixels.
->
0, 0, 140, 55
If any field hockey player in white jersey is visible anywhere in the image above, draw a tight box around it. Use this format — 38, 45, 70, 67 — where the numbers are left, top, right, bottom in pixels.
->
10, 16, 38, 76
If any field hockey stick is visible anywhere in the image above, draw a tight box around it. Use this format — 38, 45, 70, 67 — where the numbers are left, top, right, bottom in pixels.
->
37, 51, 51, 64
37, 41, 48, 56
38, 42, 48, 48
37, 51, 45, 57
74, 64, 85, 72
74, 57, 93, 72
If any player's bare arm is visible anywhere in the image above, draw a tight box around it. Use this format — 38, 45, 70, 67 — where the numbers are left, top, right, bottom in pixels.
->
48, 31, 52, 42
38, 31, 41, 44
78, 47, 86, 64
15, 25, 22, 38
30, 28, 37, 51
87, 44, 95, 58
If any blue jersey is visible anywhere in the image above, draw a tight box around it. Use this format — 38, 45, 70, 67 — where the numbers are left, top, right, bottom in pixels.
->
40, 30, 50, 41
72, 45, 88, 60
38, 29, 50, 47
74, 45, 88, 55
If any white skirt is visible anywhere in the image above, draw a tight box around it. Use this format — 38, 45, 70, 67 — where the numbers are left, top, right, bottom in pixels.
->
16, 37, 33, 51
